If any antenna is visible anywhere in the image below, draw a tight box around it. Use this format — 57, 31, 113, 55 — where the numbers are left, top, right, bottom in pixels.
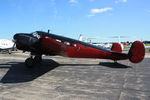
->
48, 30, 50, 34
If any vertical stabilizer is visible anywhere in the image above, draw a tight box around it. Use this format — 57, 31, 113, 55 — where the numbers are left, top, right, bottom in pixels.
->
128, 41, 145, 63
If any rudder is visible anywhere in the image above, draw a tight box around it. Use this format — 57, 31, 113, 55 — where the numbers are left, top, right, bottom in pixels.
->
128, 41, 145, 63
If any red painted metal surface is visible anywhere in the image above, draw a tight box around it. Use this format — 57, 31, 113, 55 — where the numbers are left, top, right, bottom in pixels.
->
111, 43, 122, 53
41, 37, 66, 55
129, 41, 145, 63
66, 43, 111, 58
65, 43, 128, 60
40, 37, 145, 63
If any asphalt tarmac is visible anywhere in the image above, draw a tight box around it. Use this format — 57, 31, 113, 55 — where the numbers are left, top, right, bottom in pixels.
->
0, 52, 150, 100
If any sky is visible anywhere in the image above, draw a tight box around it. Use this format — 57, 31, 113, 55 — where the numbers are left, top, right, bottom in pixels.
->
0, 0, 150, 42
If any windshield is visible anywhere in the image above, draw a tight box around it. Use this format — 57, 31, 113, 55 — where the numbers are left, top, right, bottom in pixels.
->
32, 32, 40, 39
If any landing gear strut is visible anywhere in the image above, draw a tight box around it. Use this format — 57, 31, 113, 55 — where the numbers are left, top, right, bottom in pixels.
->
114, 60, 118, 64
25, 54, 42, 68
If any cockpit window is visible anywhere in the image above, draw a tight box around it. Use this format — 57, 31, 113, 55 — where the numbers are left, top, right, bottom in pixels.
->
64, 42, 70, 46
32, 32, 40, 39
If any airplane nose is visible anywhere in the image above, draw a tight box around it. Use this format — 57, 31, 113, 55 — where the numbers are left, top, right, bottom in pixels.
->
13, 33, 20, 41
13, 33, 39, 50
13, 33, 29, 45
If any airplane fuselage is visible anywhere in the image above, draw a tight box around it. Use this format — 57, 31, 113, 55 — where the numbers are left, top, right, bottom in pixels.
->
13, 31, 145, 67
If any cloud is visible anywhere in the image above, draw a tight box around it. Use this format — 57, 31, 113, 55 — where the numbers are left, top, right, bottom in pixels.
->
69, 0, 78, 4
91, 8, 113, 14
87, 7, 113, 17
115, 0, 128, 3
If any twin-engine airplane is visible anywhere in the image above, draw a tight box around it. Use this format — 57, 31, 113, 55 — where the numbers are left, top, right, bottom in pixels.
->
13, 31, 145, 68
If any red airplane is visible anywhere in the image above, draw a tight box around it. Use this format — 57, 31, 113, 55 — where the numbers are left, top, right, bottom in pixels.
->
13, 31, 145, 68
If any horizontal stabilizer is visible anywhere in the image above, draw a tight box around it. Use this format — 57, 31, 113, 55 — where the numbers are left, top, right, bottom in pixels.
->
111, 43, 122, 53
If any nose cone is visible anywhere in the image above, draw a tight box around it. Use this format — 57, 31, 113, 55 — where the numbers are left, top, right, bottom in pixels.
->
13, 33, 19, 40
13, 33, 28, 45
13, 33, 39, 51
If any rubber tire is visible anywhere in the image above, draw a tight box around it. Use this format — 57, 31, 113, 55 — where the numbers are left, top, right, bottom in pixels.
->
34, 56, 42, 63
25, 58, 35, 68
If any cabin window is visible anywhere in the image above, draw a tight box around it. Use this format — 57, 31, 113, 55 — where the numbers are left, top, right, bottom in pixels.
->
65, 41, 74, 46
56, 39, 61, 42
2, 43, 7, 45
64, 42, 70, 46
73, 44, 77, 47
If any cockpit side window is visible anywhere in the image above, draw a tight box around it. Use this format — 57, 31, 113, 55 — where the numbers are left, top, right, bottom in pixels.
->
64, 42, 70, 46
56, 39, 61, 42
63, 41, 74, 46
32, 32, 40, 39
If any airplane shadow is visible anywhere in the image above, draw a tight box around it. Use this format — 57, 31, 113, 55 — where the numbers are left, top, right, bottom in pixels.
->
0, 60, 131, 84
60, 64, 99, 66
99, 62, 131, 68
0, 59, 59, 83
61, 62, 131, 69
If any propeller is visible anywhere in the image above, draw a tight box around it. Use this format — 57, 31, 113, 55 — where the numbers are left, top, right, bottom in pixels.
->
12, 39, 17, 51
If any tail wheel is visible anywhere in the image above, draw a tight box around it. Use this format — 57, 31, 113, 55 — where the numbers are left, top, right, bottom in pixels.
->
25, 58, 35, 68
114, 60, 118, 64
8, 49, 12, 54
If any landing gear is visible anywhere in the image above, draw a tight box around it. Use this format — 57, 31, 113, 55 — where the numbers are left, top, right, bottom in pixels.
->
34, 56, 42, 63
25, 57, 35, 68
114, 60, 118, 64
25, 55, 42, 68
8, 49, 12, 54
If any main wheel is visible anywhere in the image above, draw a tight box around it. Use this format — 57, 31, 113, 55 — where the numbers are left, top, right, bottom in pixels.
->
25, 58, 35, 68
34, 56, 42, 63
